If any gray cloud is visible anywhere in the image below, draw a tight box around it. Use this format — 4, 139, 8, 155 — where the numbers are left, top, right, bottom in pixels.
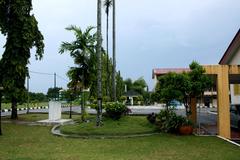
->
0, 0, 240, 93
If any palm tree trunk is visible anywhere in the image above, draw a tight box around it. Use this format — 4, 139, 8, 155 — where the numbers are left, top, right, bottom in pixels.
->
106, 12, 110, 98
81, 88, 86, 122
96, 0, 103, 126
112, 0, 116, 101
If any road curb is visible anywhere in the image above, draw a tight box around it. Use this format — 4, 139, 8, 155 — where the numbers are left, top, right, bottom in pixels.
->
51, 124, 161, 139
1, 104, 73, 113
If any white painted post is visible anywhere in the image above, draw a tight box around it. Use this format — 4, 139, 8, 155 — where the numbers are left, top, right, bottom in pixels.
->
49, 101, 61, 121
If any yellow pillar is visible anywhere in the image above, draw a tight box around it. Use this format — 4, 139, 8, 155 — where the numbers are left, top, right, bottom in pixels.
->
189, 97, 197, 124
217, 66, 231, 139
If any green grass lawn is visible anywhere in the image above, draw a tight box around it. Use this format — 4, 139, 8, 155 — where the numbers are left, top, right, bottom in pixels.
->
61, 116, 157, 136
0, 114, 240, 160
2, 113, 77, 122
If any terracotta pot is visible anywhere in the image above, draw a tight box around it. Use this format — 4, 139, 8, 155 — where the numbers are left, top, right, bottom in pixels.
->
179, 125, 193, 135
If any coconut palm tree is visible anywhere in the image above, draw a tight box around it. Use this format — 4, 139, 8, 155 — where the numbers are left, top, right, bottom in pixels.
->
112, 0, 117, 101
96, 0, 103, 126
59, 26, 96, 122
104, 0, 112, 97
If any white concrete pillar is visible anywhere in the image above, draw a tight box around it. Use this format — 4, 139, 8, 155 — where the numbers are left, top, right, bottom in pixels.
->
49, 101, 61, 121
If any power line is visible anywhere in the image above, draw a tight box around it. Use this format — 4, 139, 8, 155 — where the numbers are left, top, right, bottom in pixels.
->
29, 70, 69, 86
56, 74, 68, 82
29, 70, 53, 76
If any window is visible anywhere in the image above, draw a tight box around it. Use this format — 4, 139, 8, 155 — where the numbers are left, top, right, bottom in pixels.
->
234, 84, 240, 95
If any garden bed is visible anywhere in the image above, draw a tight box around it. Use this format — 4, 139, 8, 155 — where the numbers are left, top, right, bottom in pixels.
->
60, 116, 158, 136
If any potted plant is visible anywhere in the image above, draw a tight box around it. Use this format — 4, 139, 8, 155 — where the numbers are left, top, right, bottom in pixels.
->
179, 118, 194, 135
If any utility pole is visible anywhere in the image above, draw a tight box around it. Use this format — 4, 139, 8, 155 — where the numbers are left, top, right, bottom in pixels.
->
54, 73, 56, 101
54, 73, 56, 88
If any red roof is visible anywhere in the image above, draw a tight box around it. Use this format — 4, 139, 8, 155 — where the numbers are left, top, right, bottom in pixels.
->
219, 29, 240, 64
152, 68, 190, 78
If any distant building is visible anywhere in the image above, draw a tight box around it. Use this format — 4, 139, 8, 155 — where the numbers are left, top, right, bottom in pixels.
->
219, 29, 240, 104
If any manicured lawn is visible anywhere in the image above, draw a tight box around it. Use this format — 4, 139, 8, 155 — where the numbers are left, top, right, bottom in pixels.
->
61, 116, 157, 136
0, 114, 240, 160
2, 113, 74, 122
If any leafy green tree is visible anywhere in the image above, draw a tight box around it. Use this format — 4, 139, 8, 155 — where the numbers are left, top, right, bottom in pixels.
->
132, 77, 147, 95
28, 92, 47, 102
60, 89, 75, 119
47, 87, 62, 100
154, 61, 212, 115
157, 72, 187, 110
124, 77, 147, 94
0, 0, 44, 119
101, 52, 113, 100
60, 26, 96, 122
124, 78, 133, 92
184, 61, 212, 115
116, 71, 124, 100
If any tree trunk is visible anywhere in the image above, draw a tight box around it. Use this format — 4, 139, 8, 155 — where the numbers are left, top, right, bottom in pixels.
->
106, 11, 110, 98
0, 92, 2, 135
69, 101, 72, 119
96, 0, 103, 126
11, 98, 18, 119
112, 0, 116, 101
81, 89, 86, 122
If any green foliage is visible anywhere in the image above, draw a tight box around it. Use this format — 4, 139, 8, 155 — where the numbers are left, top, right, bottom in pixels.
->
28, 92, 47, 102
124, 77, 149, 104
116, 71, 125, 100
188, 61, 213, 97
103, 96, 111, 102
47, 87, 62, 100
154, 61, 212, 113
60, 89, 75, 102
60, 26, 124, 101
60, 26, 96, 94
105, 102, 129, 120
61, 115, 156, 136
2, 118, 240, 160
125, 77, 147, 95
156, 109, 191, 133
156, 72, 186, 107
0, 0, 44, 116
120, 96, 127, 102
104, 0, 113, 15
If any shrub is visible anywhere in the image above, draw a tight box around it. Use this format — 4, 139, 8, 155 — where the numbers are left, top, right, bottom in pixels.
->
103, 96, 111, 102
120, 96, 127, 103
147, 112, 156, 124
156, 109, 187, 133
105, 102, 129, 120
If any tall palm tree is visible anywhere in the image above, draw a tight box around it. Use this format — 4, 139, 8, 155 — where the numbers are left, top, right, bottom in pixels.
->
96, 0, 103, 126
112, 0, 117, 101
104, 0, 112, 98
67, 67, 89, 122
59, 26, 96, 122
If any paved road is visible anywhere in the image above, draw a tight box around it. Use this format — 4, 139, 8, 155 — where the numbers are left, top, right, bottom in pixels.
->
1, 105, 216, 119
1, 106, 167, 116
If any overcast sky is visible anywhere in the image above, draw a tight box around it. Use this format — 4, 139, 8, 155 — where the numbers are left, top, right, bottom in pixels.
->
0, 0, 240, 93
